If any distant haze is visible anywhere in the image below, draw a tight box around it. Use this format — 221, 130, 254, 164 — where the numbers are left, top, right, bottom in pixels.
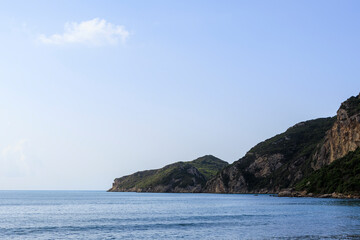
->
1, 1, 360, 190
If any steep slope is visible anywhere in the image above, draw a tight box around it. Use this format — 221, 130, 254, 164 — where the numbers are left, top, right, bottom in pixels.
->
108, 94, 360, 196
204, 118, 335, 193
312, 94, 360, 169
296, 148, 360, 195
205, 93, 360, 195
108, 155, 228, 193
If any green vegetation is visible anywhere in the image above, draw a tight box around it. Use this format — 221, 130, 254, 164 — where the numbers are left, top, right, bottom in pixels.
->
340, 95, 360, 117
110, 155, 228, 191
236, 117, 336, 191
111, 94, 360, 194
188, 155, 229, 180
296, 148, 360, 195
247, 117, 335, 159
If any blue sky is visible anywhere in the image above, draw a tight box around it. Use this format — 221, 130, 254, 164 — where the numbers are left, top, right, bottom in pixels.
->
1, 1, 359, 190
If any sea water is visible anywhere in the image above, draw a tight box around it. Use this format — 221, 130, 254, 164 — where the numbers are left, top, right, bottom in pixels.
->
0, 191, 359, 239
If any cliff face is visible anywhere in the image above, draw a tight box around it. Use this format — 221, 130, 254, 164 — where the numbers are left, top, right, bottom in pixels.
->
205, 94, 360, 194
108, 94, 360, 196
312, 94, 360, 169
108, 155, 228, 193
204, 118, 335, 193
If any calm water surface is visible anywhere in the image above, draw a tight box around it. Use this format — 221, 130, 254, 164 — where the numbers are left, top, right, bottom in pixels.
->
0, 191, 359, 239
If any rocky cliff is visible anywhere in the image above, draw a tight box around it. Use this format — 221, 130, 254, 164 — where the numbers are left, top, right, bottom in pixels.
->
203, 118, 335, 193
204, 93, 360, 194
312, 94, 360, 169
108, 155, 228, 193
108, 94, 360, 196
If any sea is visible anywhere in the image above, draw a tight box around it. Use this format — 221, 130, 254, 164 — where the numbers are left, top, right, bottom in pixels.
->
0, 191, 359, 240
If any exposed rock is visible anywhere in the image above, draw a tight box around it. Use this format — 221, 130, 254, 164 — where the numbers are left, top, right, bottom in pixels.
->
296, 147, 360, 196
248, 154, 284, 178
313, 94, 360, 169
205, 94, 360, 196
204, 117, 335, 194
204, 164, 248, 193
318, 194, 332, 198
108, 94, 360, 198
277, 190, 360, 199
278, 189, 293, 197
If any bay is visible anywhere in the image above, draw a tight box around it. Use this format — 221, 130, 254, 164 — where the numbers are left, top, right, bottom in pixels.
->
0, 191, 359, 239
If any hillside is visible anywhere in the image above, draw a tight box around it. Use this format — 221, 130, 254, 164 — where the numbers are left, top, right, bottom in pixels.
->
108, 93, 360, 197
296, 148, 360, 195
203, 117, 335, 193
108, 155, 228, 192
312, 94, 360, 168
204, 93, 360, 195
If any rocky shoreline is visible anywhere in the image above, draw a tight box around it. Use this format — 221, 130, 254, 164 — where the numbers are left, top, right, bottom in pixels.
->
278, 189, 360, 199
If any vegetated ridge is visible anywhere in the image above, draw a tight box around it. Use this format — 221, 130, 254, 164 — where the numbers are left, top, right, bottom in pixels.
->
108, 155, 228, 193
109, 93, 360, 198
203, 117, 335, 193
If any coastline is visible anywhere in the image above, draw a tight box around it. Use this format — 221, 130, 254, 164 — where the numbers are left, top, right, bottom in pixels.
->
277, 190, 360, 199
108, 189, 360, 199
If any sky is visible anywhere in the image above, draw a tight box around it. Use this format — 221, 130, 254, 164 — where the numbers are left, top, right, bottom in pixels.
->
0, 1, 360, 190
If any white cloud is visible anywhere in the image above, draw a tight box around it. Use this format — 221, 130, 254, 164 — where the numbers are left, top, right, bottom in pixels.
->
38, 18, 129, 46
